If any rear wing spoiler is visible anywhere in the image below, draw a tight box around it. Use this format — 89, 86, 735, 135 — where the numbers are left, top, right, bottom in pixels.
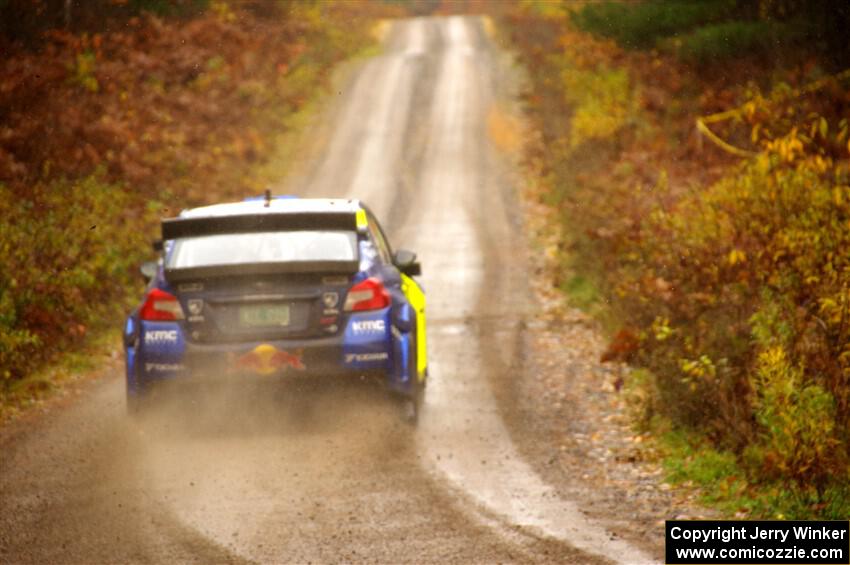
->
161, 212, 358, 240
160, 212, 361, 282
164, 261, 359, 283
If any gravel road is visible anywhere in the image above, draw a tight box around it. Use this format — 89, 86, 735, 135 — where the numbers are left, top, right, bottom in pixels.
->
0, 16, 662, 564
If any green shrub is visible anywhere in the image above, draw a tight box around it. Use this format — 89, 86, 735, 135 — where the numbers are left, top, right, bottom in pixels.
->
129, 0, 209, 17
749, 346, 844, 489
71, 51, 99, 93
571, 0, 736, 49
661, 424, 850, 519
676, 20, 784, 64
563, 66, 636, 147
620, 152, 850, 482
0, 176, 154, 385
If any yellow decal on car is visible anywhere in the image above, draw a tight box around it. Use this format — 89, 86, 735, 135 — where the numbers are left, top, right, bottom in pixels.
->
355, 209, 368, 231
400, 273, 427, 380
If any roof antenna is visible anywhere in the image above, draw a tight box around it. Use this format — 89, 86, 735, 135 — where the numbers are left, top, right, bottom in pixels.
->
264, 188, 271, 208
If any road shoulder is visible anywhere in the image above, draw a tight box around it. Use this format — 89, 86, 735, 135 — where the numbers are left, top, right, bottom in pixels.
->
477, 35, 716, 559
493, 149, 718, 561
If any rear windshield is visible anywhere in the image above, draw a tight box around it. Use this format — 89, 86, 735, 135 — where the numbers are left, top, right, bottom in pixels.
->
167, 230, 358, 269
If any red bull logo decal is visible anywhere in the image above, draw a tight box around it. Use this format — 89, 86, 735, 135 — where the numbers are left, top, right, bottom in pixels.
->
232, 344, 305, 375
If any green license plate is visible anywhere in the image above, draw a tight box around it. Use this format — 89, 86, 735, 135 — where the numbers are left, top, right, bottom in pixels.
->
239, 304, 290, 327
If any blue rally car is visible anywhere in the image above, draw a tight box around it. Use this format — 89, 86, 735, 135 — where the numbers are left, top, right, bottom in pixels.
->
123, 195, 427, 421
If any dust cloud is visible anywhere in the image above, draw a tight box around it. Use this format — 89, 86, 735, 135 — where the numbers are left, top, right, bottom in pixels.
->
125, 377, 418, 561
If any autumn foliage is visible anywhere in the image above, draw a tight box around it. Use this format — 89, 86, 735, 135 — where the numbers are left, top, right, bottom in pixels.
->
506, 2, 850, 516
0, 2, 376, 389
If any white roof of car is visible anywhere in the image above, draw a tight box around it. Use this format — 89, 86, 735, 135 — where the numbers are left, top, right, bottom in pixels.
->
178, 197, 363, 219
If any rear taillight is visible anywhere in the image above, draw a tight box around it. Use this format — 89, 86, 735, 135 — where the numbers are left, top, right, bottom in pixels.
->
139, 288, 185, 321
344, 278, 390, 311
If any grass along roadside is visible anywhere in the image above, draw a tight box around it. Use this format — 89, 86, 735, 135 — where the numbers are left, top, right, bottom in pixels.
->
0, 329, 122, 425
504, 2, 850, 519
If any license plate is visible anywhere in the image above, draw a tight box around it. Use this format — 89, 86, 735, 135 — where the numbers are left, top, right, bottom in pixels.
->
239, 304, 290, 327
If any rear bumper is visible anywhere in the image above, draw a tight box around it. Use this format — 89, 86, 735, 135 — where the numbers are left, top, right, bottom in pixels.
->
183, 336, 385, 378
127, 308, 402, 393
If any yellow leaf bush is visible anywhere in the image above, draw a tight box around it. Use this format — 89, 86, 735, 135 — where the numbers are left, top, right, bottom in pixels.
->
506, 0, 850, 514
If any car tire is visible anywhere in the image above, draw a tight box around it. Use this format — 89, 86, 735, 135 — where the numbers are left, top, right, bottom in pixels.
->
126, 364, 147, 418
401, 324, 424, 426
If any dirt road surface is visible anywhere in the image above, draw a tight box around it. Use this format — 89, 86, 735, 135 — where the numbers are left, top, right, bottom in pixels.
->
0, 17, 660, 564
